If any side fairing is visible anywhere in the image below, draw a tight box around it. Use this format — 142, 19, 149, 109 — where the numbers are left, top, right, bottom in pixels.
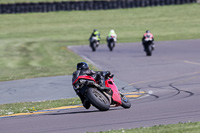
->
105, 78, 122, 105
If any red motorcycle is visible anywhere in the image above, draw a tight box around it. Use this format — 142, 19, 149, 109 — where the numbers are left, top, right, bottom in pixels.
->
72, 72, 131, 111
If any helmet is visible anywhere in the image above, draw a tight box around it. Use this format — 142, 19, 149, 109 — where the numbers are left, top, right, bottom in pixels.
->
93, 29, 97, 32
146, 30, 150, 33
110, 29, 115, 33
77, 62, 89, 70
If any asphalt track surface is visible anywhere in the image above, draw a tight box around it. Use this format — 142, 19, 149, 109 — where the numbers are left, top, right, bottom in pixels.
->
1, 39, 200, 133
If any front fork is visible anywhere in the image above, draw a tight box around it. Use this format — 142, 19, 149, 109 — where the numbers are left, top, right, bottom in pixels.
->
120, 92, 128, 103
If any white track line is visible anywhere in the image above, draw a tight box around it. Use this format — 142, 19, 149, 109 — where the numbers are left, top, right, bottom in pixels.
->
184, 60, 200, 65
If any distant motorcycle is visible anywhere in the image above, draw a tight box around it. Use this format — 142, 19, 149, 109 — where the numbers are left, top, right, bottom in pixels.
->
90, 37, 99, 52
72, 72, 131, 111
143, 37, 154, 56
107, 35, 116, 51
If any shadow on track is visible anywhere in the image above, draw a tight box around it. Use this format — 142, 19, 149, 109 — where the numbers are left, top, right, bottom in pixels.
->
44, 108, 123, 116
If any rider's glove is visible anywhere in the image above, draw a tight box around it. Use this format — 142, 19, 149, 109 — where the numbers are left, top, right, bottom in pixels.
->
109, 74, 114, 78
106, 71, 111, 75
106, 71, 114, 78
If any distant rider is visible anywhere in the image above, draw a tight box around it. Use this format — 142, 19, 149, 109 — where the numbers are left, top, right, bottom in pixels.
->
89, 29, 101, 47
142, 30, 155, 50
72, 62, 112, 109
107, 29, 117, 44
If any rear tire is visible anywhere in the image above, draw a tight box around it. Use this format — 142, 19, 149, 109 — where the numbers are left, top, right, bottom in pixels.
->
87, 88, 110, 111
108, 42, 114, 51
146, 52, 152, 56
145, 44, 152, 56
91, 42, 96, 52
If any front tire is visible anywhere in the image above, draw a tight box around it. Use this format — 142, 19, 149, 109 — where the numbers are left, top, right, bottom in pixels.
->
121, 94, 131, 109
87, 88, 110, 111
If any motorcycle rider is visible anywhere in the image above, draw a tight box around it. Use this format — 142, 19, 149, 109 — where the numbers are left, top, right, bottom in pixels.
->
142, 30, 155, 51
89, 29, 101, 47
72, 62, 112, 109
107, 29, 117, 46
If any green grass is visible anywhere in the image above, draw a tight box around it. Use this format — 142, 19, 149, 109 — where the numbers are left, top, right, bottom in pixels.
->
0, 97, 81, 115
0, 4, 199, 81
87, 122, 200, 133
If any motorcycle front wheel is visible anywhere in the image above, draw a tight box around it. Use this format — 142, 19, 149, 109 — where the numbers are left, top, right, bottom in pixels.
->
121, 94, 131, 109
87, 88, 110, 111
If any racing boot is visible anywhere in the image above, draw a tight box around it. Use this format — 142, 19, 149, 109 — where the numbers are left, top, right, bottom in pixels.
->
77, 92, 91, 109
83, 99, 91, 109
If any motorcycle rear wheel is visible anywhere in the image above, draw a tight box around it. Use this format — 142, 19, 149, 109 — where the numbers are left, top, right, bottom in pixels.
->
91, 42, 97, 52
87, 88, 110, 111
108, 42, 115, 51
145, 43, 152, 56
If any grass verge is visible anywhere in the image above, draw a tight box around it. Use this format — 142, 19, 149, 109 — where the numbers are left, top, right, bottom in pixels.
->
87, 122, 200, 133
0, 97, 81, 116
